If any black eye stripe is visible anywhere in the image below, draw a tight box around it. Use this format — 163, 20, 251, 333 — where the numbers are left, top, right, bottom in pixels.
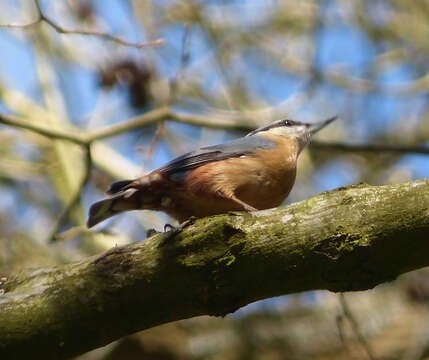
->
277, 119, 300, 128
247, 119, 305, 136
268, 120, 294, 130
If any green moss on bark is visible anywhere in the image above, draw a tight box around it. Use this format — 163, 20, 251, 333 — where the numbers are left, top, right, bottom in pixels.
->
1, 179, 429, 359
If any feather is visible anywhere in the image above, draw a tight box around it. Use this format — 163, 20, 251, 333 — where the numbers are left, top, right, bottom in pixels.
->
107, 179, 134, 195
158, 135, 276, 175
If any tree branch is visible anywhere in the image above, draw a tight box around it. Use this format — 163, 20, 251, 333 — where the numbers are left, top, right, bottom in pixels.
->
1, 179, 429, 359
311, 141, 429, 155
48, 144, 93, 242
0, 113, 86, 145
2, 110, 428, 156
339, 293, 376, 360
0, 0, 164, 49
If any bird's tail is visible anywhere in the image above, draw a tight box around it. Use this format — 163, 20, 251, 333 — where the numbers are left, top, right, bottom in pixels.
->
87, 174, 167, 228
87, 179, 141, 228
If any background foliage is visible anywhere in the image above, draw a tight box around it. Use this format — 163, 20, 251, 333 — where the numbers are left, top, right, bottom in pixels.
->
1, 0, 428, 359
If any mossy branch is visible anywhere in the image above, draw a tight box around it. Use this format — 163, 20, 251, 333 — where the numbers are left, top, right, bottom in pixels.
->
1, 179, 429, 359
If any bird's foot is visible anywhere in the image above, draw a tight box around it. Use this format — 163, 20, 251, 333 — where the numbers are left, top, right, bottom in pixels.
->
146, 228, 161, 237
163, 223, 177, 232
148, 221, 189, 237
159, 217, 196, 246
178, 216, 197, 231
227, 211, 245, 216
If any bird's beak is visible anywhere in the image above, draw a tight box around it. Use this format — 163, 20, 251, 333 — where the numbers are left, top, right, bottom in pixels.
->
308, 116, 337, 135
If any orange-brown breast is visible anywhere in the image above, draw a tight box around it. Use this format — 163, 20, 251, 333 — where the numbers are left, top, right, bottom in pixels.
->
162, 134, 299, 221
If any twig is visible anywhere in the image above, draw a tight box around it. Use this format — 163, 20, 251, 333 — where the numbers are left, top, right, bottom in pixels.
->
336, 312, 359, 359
170, 23, 191, 100
0, 19, 41, 28
311, 141, 429, 155
339, 293, 376, 360
0, 0, 164, 49
197, 19, 237, 109
336, 313, 347, 346
85, 107, 172, 141
2, 109, 429, 156
144, 122, 166, 162
49, 144, 93, 242
0, 113, 86, 145
252, 34, 429, 96
84, 107, 252, 141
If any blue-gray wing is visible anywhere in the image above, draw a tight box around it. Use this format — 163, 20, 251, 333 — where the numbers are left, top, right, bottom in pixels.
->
158, 135, 276, 175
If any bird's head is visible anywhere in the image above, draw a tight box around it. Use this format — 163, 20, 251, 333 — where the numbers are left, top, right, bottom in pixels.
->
247, 116, 337, 152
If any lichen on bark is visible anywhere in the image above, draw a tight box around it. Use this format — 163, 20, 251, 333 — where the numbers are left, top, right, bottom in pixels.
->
1, 179, 429, 360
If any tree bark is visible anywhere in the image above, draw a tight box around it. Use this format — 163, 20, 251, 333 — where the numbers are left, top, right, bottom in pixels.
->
1, 179, 429, 359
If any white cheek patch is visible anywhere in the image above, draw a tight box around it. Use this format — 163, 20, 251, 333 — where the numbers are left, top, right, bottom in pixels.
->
123, 188, 138, 198
266, 126, 307, 138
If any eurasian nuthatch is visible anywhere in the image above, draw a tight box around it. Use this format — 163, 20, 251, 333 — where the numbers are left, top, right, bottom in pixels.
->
87, 116, 336, 227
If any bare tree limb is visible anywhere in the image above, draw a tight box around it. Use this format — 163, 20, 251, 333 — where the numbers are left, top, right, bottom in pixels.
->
0, 0, 164, 49
339, 293, 376, 360
1, 179, 429, 359
0, 113, 86, 145
1, 110, 428, 156
311, 141, 429, 155
169, 23, 192, 101
49, 144, 93, 242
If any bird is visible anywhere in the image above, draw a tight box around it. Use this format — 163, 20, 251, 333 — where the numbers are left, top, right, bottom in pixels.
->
87, 116, 337, 228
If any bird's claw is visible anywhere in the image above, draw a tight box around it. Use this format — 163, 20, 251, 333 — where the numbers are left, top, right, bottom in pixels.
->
178, 216, 196, 231
159, 217, 196, 246
146, 228, 161, 237
163, 223, 177, 232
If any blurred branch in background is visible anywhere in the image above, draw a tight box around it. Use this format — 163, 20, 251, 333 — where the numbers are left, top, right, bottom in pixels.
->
48, 143, 92, 242
1, 0, 429, 359
0, 0, 164, 49
1, 109, 428, 156
169, 23, 191, 101
339, 294, 376, 360
311, 141, 429, 155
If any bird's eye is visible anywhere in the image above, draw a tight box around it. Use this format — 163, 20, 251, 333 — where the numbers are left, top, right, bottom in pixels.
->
283, 120, 292, 126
